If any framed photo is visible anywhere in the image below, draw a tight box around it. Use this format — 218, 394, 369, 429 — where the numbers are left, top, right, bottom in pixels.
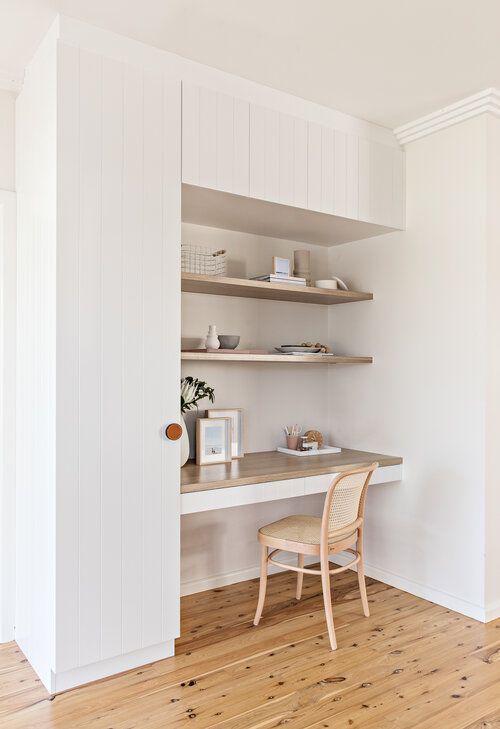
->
206, 408, 244, 459
196, 417, 232, 465
272, 256, 290, 277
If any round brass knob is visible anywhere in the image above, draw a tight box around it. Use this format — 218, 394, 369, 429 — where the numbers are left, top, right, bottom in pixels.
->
165, 423, 183, 440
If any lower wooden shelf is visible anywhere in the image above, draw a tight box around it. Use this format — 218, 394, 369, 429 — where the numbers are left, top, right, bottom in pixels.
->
181, 352, 372, 364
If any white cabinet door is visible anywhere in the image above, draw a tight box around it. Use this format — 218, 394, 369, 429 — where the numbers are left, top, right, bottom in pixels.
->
182, 81, 249, 196
56, 43, 181, 680
182, 81, 404, 231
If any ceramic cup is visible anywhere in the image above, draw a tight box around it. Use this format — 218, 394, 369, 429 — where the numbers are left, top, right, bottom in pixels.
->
286, 435, 299, 450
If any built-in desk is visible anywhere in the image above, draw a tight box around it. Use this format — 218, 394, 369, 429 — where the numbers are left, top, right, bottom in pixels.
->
181, 449, 403, 514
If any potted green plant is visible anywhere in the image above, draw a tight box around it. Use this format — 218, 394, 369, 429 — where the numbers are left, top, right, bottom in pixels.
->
180, 376, 215, 466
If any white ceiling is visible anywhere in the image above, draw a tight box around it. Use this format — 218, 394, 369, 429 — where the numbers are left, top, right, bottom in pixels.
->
1, 0, 500, 128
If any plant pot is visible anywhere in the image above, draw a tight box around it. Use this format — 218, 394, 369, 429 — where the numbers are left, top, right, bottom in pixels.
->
180, 414, 190, 467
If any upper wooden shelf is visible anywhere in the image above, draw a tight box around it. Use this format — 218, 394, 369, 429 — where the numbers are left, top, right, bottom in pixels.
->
181, 272, 373, 305
181, 352, 372, 364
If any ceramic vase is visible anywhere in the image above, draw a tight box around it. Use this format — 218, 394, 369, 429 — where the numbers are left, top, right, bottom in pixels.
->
206, 324, 220, 349
180, 413, 190, 466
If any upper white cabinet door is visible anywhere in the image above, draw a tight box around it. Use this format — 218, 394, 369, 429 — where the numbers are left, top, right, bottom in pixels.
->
182, 82, 249, 196
358, 139, 405, 228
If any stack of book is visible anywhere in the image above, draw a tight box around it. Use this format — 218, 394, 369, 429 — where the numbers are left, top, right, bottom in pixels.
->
251, 273, 306, 286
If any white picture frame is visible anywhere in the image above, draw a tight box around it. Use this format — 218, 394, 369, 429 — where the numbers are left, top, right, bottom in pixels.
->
196, 417, 232, 465
206, 408, 244, 459
272, 256, 291, 277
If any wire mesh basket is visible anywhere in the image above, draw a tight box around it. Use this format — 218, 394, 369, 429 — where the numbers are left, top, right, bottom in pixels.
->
181, 244, 227, 276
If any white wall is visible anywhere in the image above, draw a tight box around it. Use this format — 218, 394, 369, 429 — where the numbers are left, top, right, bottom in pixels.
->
327, 117, 490, 620
485, 115, 500, 619
0, 190, 16, 642
0, 90, 15, 191
0, 86, 16, 643
180, 223, 332, 591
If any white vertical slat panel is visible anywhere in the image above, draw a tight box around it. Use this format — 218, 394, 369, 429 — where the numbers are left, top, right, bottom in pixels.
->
293, 117, 308, 209
264, 107, 279, 202
278, 112, 293, 205
307, 121, 322, 211
320, 126, 334, 214
216, 92, 233, 193
333, 130, 347, 217
161, 76, 181, 641
346, 134, 359, 220
233, 97, 249, 196
198, 86, 217, 189
55, 41, 80, 672
181, 82, 199, 185
358, 138, 371, 222
249, 104, 266, 199
122, 64, 144, 654
100, 55, 124, 661
392, 148, 405, 229
78, 48, 102, 668
142, 70, 164, 647
370, 141, 394, 226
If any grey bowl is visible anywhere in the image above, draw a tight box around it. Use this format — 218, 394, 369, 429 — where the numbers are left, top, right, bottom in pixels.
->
218, 335, 240, 349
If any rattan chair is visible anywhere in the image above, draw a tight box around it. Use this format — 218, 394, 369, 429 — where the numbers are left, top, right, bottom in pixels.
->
253, 462, 378, 650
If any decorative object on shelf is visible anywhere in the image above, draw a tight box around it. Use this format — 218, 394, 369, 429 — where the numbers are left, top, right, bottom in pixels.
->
276, 345, 321, 353
251, 273, 306, 286
207, 408, 244, 458
283, 423, 302, 451
205, 324, 220, 350
217, 334, 240, 349
301, 341, 331, 353
196, 417, 232, 465
330, 276, 349, 291
315, 280, 338, 290
277, 444, 342, 457
303, 429, 324, 448
272, 256, 291, 277
181, 244, 227, 276
293, 249, 312, 286
180, 376, 216, 467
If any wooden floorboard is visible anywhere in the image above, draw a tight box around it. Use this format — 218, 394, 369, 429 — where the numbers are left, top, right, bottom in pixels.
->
1, 568, 499, 728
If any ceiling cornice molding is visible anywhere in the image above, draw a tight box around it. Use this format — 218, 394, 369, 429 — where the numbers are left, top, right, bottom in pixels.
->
0, 69, 24, 94
394, 88, 500, 145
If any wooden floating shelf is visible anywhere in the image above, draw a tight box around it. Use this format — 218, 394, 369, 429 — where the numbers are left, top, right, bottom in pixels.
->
181, 272, 373, 305
181, 352, 373, 364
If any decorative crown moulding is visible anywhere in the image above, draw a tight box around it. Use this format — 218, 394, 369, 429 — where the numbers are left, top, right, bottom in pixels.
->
394, 88, 500, 145
0, 69, 24, 93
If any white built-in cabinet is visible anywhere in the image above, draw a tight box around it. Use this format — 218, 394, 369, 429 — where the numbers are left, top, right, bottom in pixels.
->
182, 81, 405, 231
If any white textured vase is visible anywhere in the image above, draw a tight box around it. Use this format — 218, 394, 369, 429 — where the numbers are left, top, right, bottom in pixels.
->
206, 324, 220, 349
180, 414, 190, 467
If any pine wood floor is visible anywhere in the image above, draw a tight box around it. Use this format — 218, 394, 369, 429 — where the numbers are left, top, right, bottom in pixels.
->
1, 567, 500, 728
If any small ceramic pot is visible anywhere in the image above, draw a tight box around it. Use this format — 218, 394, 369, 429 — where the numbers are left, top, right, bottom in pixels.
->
286, 435, 299, 450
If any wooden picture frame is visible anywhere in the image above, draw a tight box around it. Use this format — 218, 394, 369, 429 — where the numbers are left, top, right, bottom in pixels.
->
196, 417, 232, 465
272, 256, 290, 277
206, 408, 244, 459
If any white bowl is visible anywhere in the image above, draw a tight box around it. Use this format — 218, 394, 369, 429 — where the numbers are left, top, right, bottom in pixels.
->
315, 280, 338, 289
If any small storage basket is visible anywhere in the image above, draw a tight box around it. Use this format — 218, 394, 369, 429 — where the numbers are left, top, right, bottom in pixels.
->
181, 244, 227, 276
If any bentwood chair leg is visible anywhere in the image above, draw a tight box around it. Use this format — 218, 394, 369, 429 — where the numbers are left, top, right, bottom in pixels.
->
253, 544, 269, 626
357, 535, 370, 617
320, 553, 337, 650
296, 553, 305, 600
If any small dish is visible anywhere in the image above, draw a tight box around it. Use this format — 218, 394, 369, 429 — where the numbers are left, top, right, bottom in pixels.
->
276, 345, 321, 353
315, 280, 338, 289
218, 335, 240, 349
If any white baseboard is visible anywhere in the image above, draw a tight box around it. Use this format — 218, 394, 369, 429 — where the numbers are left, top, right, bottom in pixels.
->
485, 598, 500, 623
51, 640, 175, 693
182, 554, 490, 623
181, 554, 319, 596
